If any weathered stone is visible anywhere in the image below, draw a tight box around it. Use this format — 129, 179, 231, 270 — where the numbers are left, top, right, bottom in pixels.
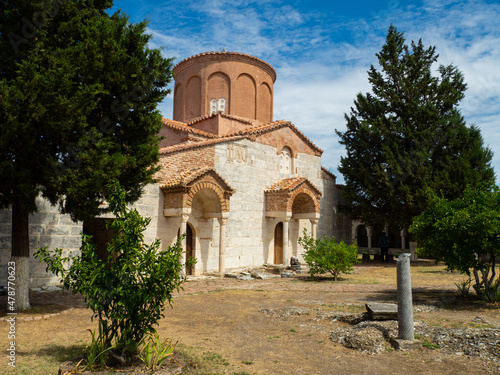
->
390, 338, 422, 351
397, 253, 414, 340
365, 303, 398, 321
281, 272, 294, 278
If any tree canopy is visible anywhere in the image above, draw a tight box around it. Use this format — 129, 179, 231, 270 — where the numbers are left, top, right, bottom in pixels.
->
0, 0, 173, 309
336, 25, 495, 229
410, 188, 500, 301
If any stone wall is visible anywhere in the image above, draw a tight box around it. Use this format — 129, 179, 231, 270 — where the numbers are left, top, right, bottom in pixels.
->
0, 197, 82, 288
0, 183, 165, 288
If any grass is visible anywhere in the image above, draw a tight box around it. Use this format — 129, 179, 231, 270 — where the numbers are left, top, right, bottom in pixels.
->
11, 343, 86, 375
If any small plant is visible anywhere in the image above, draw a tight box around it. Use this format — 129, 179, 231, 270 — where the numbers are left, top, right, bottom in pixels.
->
242, 360, 253, 365
138, 332, 177, 371
455, 277, 472, 298
85, 321, 114, 370
290, 328, 296, 332
422, 341, 440, 350
298, 229, 360, 280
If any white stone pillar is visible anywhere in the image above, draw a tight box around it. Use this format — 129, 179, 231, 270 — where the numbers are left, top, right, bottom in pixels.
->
397, 253, 414, 340
179, 214, 189, 271
283, 219, 290, 266
218, 217, 228, 273
310, 219, 318, 239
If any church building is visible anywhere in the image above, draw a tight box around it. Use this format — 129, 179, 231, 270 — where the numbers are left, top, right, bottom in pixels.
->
0, 51, 352, 286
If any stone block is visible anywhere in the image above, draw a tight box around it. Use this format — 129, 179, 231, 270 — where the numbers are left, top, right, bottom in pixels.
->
365, 303, 398, 320
389, 338, 421, 351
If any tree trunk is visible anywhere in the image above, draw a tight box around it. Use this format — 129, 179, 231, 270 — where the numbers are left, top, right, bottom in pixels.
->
11, 201, 31, 311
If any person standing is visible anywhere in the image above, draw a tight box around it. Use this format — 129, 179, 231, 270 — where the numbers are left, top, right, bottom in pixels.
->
379, 232, 389, 262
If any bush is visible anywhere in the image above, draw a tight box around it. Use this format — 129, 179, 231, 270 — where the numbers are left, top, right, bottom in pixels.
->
298, 229, 360, 280
35, 181, 195, 365
410, 187, 500, 302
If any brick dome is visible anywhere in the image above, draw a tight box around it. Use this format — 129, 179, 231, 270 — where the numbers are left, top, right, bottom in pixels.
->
172, 51, 276, 124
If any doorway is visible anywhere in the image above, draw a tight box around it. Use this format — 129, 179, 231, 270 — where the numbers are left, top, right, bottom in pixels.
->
185, 224, 194, 275
274, 222, 283, 264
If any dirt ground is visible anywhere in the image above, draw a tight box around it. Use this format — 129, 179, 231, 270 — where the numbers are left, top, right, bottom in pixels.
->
1, 260, 500, 374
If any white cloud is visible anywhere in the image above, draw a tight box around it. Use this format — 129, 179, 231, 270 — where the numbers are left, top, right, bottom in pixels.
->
147, 0, 500, 183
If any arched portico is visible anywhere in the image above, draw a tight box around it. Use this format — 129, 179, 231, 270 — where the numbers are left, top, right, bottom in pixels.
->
265, 177, 321, 265
161, 167, 234, 274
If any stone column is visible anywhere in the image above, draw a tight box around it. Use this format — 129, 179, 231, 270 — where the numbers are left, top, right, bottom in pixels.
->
283, 218, 290, 266
179, 214, 189, 271
218, 217, 228, 273
310, 219, 318, 239
366, 226, 373, 249
397, 253, 414, 340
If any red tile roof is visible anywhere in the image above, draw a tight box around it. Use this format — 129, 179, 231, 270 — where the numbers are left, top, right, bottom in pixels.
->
186, 112, 254, 126
173, 51, 277, 82
162, 118, 217, 138
223, 120, 323, 154
265, 177, 321, 196
158, 136, 246, 155
160, 166, 235, 193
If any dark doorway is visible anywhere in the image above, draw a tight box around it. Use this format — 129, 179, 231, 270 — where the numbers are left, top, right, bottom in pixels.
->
274, 222, 283, 264
185, 224, 194, 275
82, 218, 115, 261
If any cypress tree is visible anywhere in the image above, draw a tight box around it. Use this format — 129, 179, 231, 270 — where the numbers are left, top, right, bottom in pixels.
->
336, 25, 495, 230
0, 0, 173, 310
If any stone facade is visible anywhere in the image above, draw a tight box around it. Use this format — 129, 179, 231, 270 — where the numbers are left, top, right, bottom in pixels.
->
0, 51, 353, 286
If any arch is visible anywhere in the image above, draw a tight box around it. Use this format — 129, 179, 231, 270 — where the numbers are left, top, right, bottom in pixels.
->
291, 192, 316, 216
234, 73, 256, 119
185, 76, 202, 120
207, 72, 230, 114
288, 188, 320, 214
173, 83, 183, 121
187, 180, 228, 213
357, 225, 368, 247
257, 82, 272, 123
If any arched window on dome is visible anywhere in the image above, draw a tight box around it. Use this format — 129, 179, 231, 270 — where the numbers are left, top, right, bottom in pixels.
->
279, 147, 293, 175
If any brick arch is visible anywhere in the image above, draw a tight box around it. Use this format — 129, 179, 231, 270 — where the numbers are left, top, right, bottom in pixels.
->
185, 75, 202, 119
207, 72, 230, 113
186, 179, 230, 213
173, 83, 183, 120
234, 73, 256, 119
288, 188, 320, 214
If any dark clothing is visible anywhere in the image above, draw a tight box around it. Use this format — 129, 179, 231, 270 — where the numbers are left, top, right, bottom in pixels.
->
380, 246, 389, 262
379, 235, 389, 262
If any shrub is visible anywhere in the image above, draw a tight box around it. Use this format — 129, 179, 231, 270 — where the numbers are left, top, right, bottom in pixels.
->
298, 229, 360, 280
410, 187, 500, 302
35, 181, 195, 364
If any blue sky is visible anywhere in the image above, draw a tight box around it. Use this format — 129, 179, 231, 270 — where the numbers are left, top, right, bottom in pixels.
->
113, 0, 500, 184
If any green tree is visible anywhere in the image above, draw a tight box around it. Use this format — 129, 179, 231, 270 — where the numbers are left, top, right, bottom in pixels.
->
0, 0, 173, 310
336, 25, 495, 230
298, 229, 360, 280
35, 182, 195, 364
410, 187, 500, 301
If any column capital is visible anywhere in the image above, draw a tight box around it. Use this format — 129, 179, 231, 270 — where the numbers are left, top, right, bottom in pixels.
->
218, 217, 228, 226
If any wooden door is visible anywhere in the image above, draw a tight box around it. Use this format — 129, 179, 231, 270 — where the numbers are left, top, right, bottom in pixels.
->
186, 224, 194, 275
274, 222, 283, 264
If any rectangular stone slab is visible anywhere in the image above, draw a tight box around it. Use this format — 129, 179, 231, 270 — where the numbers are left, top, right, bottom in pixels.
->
365, 303, 398, 320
